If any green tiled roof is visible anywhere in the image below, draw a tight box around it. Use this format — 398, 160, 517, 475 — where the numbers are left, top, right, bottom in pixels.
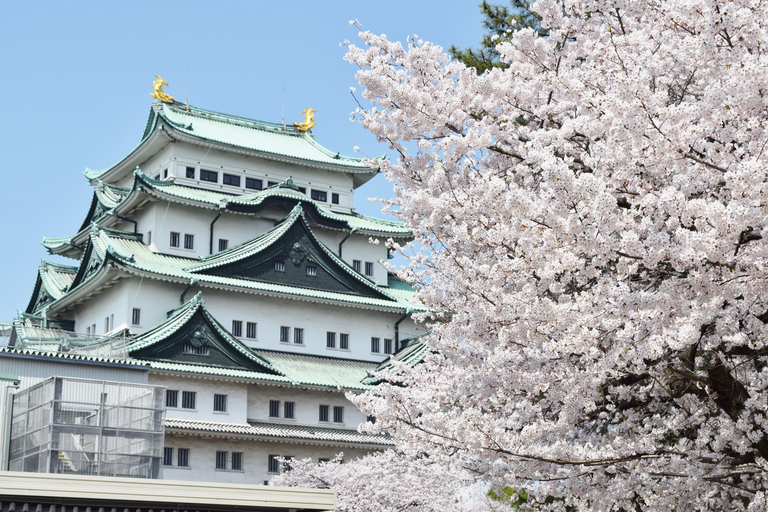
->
165, 417, 393, 446
140, 360, 291, 383
83, 167, 108, 180
39, 261, 77, 300
361, 337, 430, 385
253, 349, 379, 391
151, 102, 380, 173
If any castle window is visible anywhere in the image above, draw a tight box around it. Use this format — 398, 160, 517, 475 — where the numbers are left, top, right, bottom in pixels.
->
333, 406, 344, 423
267, 181, 279, 187
163, 169, 168, 179
184, 234, 194, 250
365, 262, 374, 276
269, 400, 280, 418
311, 190, 327, 202
181, 391, 196, 410
177, 448, 190, 467
284, 401, 295, 419
353, 260, 361, 273
218, 239, 228, 252
274, 261, 285, 272
332, 193, 340, 204
245, 178, 262, 190
200, 169, 218, 183
182, 342, 209, 355
384, 338, 394, 354
319, 405, 329, 422
268, 455, 280, 474
145, 231, 152, 245
246, 322, 257, 339
186, 166, 195, 178
170, 232, 180, 247
213, 394, 227, 412
163, 447, 173, 466
294, 328, 304, 345
231, 452, 243, 471
280, 326, 290, 343
232, 320, 243, 337
215, 451, 227, 470
326, 332, 336, 349
371, 337, 380, 353
131, 308, 141, 325
166, 390, 178, 408
223, 174, 240, 186
340, 333, 349, 350
306, 265, 317, 276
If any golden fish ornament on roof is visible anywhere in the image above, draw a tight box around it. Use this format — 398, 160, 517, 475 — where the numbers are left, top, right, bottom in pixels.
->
150, 74, 174, 103
294, 108, 317, 131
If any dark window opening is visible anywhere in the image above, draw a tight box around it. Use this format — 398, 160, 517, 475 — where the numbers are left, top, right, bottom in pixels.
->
186, 166, 195, 178
332, 193, 340, 204
245, 178, 263, 190
200, 170, 218, 183
311, 190, 327, 202
223, 174, 240, 186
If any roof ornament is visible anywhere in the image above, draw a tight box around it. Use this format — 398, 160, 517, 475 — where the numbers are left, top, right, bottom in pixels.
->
293, 108, 317, 131
278, 176, 300, 191
150, 74, 174, 103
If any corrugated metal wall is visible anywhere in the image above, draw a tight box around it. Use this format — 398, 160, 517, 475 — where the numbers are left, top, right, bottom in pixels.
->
0, 357, 148, 390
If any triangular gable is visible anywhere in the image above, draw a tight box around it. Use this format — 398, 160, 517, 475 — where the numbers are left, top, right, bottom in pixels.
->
187, 205, 390, 299
129, 293, 279, 374
25, 262, 77, 315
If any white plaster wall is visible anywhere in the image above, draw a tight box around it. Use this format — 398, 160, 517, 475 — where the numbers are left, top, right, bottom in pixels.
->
72, 278, 134, 336
114, 145, 175, 189
246, 384, 367, 428
200, 288, 403, 361
162, 434, 374, 484
149, 374, 248, 423
164, 142, 356, 211
338, 235, 390, 286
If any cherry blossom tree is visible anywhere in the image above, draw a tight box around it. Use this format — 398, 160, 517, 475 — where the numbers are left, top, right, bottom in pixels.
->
280, 1, 768, 509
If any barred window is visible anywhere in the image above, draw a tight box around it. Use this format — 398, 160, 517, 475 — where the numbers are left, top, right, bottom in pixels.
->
284, 401, 295, 419
306, 265, 317, 276
182, 391, 196, 409
384, 338, 394, 355
177, 448, 189, 467
280, 326, 290, 342
371, 337, 381, 353
232, 320, 242, 337
269, 400, 280, 418
274, 261, 285, 272
319, 405, 329, 422
352, 260, 361, 272
165, 390, 178, 408
232, 452, 243, 471
163, 447, 173, 466
182, 342, 209, 355
216, 451, 227, 470
294, 328, 304, 345
170, 232, 180, 247
340, 333, 349, 350
334, 406, 344, 423
184, 234, 194, 250
365, 262, 374, 276
131, 308, 141, 326
268, 455, 279, 473
218, 239, 229, 252
326, 332, 336, 349
246, 322, 257, 339
213, 394, 227, 412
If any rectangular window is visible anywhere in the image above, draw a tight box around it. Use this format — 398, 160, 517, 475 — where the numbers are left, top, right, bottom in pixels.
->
340, 333, 349, 350
200, 169, 218, 183
177, 448, 189, 467
284, 456, 294, 472
184, 234, 194, 250
145, 230, 152, 246
280, 326, 290, 343
267, 181, 279, 187
284, 401, 295, 419
306, 265, 317, 276
245, 178, 263, 190
232, 320, 243, 337
92, 323, 96, 335
182, 342, 209, 355
269, 400, 280, 418
246, 322, 257, 339
223, 173, 241, 186
294, 328, 304, 345
371, 337, 381, 353
85, 326, 90, 336
131, 308, 141, 326
384, 338, 394, 355
326, 332, 336, 349
332, 193, 340, 205
311, 190, 327, 202
319, 405, 329, 422
163, 169, 169, 179
170, 231, 180, 247
104, 317, 110, 333
274, 261, 285, 272
163, 447, 173, 466
231, 452, 243, 471
298, 187, 307, 194
213, 394, 227, 412
181, 391, 196, 410
110, 314, 114, 331
218, 239, 228, 252
333, 406, 344, 423
353, 260, 361, 272
166, 390, 178, 408
365, 262, 374, 276
268, 455, 279, 473
186, 166, 196, 178
216, 451, 227, 470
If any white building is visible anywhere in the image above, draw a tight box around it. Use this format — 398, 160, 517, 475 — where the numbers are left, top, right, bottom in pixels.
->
2, 89, 428, 485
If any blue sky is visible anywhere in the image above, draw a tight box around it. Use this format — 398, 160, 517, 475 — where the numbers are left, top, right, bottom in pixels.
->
0, 1, 485, 321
